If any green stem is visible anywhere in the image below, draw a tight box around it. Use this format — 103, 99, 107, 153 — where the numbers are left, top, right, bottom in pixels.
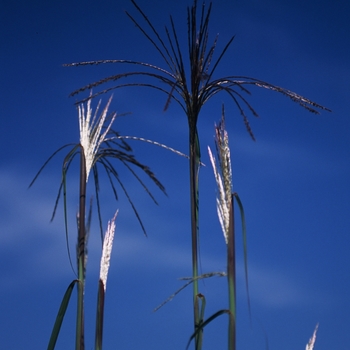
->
189, 128, 202, 349
95, 280, 105, 350
227, 194, 236, 350
76, 150, 86, 350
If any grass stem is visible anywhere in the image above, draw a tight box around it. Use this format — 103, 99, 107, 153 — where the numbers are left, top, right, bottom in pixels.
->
227, 194, 236, 350
76, 149, 87, 350
189, 128, 203, 349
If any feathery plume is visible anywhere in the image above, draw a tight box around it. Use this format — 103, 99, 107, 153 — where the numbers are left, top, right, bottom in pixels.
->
208, 106, 232, 244
99, 210, 118, 290
208, 146, 229, 243
78, 93, 116, 181
306, 324, 319, 350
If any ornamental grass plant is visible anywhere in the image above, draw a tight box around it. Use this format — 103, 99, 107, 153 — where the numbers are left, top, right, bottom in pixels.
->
35, 0, 330, 349
30, 96, 167, 350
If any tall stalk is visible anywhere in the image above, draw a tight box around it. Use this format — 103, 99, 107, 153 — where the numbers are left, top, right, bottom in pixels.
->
227, 193, 236, 350
189, 128, 202, 348
76, 149, 87, 350
208, 109, 250, 349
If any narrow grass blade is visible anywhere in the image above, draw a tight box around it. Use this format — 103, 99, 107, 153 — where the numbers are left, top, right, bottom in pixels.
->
233, 192, 251, 317
109, 135, 193, 162
128, 0, 176, 70
153, 272, 225, 312
28, 144, 76, 188
61, 145, 81, 275
186, 309, 231, 350
92, 165, 104, 242
101, 159, 148, 236
196, 293, 206, 350
47, 280, 78, 350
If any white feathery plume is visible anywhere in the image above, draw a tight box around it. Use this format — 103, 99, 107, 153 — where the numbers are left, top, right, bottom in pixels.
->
218, 127, 232, 207
305, 324, 319, 350
78, 93, 116, 181
208, 107, 233, 244
208, 146, 230, 244
99, 210, 118, 291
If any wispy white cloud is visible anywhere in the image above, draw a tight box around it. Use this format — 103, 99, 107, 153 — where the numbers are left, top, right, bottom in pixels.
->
0, 169, 62, 245
243, 264, 329, 309
0, 166, 190, 287
0, 167, 78, 289
0, 166, 332, 312
112, 231, 330, 310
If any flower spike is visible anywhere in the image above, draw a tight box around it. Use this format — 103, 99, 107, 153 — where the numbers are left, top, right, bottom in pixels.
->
99, 210, 118, 290
78, 92, 116, 181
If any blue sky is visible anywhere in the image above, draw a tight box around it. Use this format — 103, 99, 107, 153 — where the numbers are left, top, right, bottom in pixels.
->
1, 0, 350, 349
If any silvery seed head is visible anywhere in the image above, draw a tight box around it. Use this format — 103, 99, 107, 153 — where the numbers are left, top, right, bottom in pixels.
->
99, 210, 118, 290
78, 93, 116, 182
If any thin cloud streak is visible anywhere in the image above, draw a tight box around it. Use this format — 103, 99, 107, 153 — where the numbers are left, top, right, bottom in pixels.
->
0, 166, 331, 311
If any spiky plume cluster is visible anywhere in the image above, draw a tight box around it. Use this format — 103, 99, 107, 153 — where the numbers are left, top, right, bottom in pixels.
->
305, 324, 319, 350
99, 210, 118, 290
208, 106, 232, 244
78, 93, 116, 181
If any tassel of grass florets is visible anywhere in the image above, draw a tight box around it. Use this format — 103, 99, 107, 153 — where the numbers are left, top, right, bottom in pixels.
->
209, 106, 233, 244
78, 92, 116, 182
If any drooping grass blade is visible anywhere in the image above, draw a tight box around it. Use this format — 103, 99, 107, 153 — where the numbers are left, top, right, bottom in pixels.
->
47, 280, 78, 350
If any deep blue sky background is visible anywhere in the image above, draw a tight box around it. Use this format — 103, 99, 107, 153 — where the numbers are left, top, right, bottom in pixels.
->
1, 0, 350, 349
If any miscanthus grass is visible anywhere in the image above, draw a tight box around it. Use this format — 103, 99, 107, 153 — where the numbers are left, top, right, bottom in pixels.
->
96, 210, 118, 350
64, 0, 330, 348
30, 96, 166, 350
206, 106, 249, 350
